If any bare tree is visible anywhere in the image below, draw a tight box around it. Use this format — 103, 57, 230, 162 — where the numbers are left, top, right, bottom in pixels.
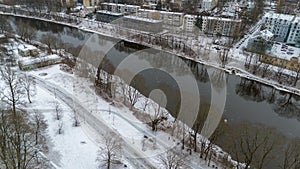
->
126, 86, 141, 110
20, 73, 35, 103
32, 111, 47, 145
54, 101, 63, 120
41, 33, 58, 54
0, 109, 46, 168
159, 150, 184, 169
58, 120, 63, 135
148, 102, 167, 131
16, 22, 36, 43
225, 122, 282, 169
72, 110, 80, 127
0, 15, 10, 33
0, 66, 24, 115
280, 138, 300, 169
97, 132, 122, 169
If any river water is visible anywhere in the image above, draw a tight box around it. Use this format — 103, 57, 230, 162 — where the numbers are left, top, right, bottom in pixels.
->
4, 15, 300, 152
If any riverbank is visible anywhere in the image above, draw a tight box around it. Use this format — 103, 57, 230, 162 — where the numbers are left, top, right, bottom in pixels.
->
1, 11, 299, 98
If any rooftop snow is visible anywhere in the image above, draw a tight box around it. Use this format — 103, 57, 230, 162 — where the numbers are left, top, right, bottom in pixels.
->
138, 9, 183, 15
124, 15, 162, 23
264, 12, 295, 22
96, 10, 124, 16
101, 2, 140, 8
17, 44, 37, 51
19, 54, 60, 66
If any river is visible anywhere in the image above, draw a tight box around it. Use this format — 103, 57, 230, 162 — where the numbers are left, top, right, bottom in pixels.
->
4, 15, 300, 168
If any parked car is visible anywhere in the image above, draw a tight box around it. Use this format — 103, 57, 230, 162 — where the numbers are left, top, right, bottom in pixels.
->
274, 41, 281, 45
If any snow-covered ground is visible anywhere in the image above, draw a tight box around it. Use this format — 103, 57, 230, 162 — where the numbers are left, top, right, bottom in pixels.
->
29, 86, 99, 169
28, 64, 216, 169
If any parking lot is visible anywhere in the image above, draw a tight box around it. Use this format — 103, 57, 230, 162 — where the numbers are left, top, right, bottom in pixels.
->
268, 42, 300, 60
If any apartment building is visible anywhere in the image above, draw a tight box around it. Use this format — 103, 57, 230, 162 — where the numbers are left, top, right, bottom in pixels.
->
202, 16, 242, 36
119, 15, 163, 33
101, 3, 141, 15
96, 10, 124, 23
137, 9, 184, 27
83, 0, 98, 7
201, 0, 218, 11
262, 13, 295, 43
183, 15, 197, 32
286, 16, 300, 46
183, 15, 241, 37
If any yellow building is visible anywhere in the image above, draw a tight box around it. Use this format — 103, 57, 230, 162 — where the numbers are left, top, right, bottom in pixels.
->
260, 54, 300, 71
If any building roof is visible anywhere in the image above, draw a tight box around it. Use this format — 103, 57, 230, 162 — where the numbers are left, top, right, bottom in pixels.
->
124, 15, 163, 23
264, 12, 295, 22
101, 3, 140, 8
138, 9, 183, 15
17, 44, 37, 52
96, 10, 124, 16
291, 16, 300, 24
19, 54, 60, 66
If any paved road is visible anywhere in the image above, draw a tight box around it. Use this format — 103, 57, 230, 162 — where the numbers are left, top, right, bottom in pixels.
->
98, 109, 204, 169
31, 76, 156, 169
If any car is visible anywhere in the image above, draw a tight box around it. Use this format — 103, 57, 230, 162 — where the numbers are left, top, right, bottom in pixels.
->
287, 52, 294, 55
274, 41, 281, 45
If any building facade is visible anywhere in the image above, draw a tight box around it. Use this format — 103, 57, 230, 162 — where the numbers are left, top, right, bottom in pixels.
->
202, 16, 242, 36
83, 0, 97, 7
201, 0, 218, 11
182, 15, 241, 37
286, 17, 300, 46
101, 3, 141, 15
262, 13, 295, 43
183, 15, 197, 32
119, 15, 163, 33
137, 9, 184, 27
96, 10, 124, 23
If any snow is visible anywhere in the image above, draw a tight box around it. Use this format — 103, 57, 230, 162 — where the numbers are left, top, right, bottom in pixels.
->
0, 34, 5, 39
26, 64, 215, 169
29, 86, 99, 169
96, 10, 124, 16
17, 44, 37, 52
19, 54, 61, 66
268, 43, 300, 61
124, 15, 162, 23
263, 12, 295, 22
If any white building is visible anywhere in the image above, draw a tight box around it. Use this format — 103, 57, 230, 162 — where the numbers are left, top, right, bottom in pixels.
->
262, 12, 295, 42
183, 15, 197, 32
17, 44, 38, 57
137, 9, 184, 27
101, 3, 141, 15
287, 16, 300, 46
201, 0, 218, 11
183, 15, 242, 37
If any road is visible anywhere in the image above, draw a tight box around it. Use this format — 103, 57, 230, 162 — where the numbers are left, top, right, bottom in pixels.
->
32, 75, 205, 169
98, 109, 204, 169
31, 75, 156, 169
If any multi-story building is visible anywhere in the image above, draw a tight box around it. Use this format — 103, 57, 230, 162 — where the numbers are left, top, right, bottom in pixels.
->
201, 0, 218, 11
183, 15, 197, 32
182, 15, 242, 37
83, 0, 98, 7
286, 16, 300, 46
119, 15, 163, 33
137, 9, 184, 27
202, 16, 242, 36
262, 12, 295, 43
101, 3, 141, 15
96, 10, 124, 23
